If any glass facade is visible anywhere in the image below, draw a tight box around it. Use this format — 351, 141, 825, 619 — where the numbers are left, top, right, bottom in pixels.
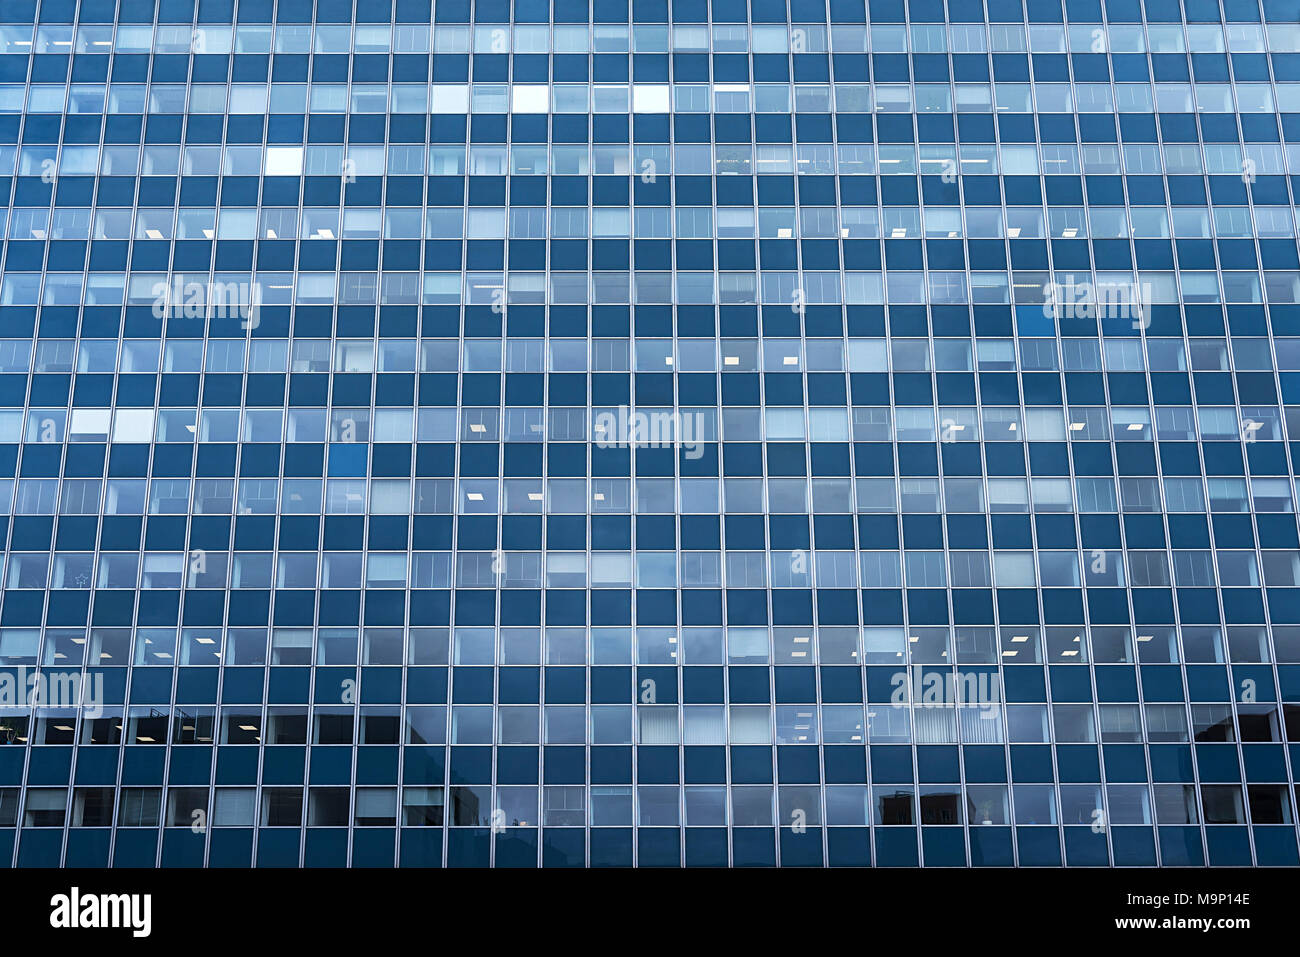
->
0, 0, 1297, 868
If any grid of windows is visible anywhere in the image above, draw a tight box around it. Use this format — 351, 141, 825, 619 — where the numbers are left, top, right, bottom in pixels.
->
0, 0, 1298, 867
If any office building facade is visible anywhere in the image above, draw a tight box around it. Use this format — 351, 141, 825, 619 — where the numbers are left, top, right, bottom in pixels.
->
0, 0, 1298, 867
